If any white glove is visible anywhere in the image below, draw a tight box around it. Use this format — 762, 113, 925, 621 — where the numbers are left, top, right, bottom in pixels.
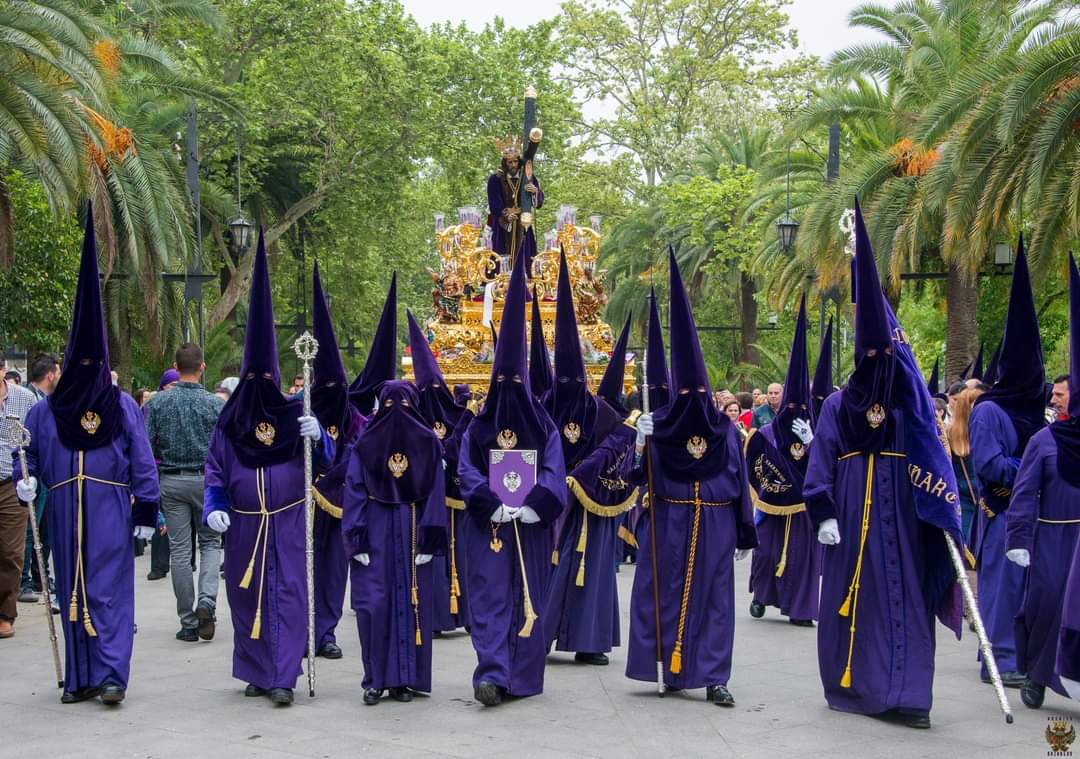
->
299, 415, 321, 440
1006, 548, 1031, 568
635, 412, 654, 447
516, 506, 541, 524
354, 553, 370, 566
207, 510, 231, 533
735, 548, 750, 561
442, 459, 447, 470
1063, 676, 1080, 701
15, 476, 37, 503
491, 505, 517, 523
415, 553, 433, 566
817, 518, 841, 546
792, 418, 813, 445
133, 525, 154, 540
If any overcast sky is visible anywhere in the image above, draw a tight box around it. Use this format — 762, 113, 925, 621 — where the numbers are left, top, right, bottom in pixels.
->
400, 0, 880, 62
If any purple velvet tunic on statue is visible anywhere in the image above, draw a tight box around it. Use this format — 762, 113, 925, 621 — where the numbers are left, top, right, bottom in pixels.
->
458, 423, 566, 696
1006, 427, 1080, 695
341, 451, 447, 692
487, 172, 543, 269
17, 394, 159, 693
625, 425, 755, 689
544, 423, 638, 654
203, 428, 314, 690
745, 424, 820, 621
804, 393, 957, 715
969, 400, 1027, 676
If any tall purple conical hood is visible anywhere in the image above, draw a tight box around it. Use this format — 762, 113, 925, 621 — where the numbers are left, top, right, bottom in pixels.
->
544, 248, 599, 467
811, 318, 833, 424
974, 235, 1045, 449
650, 249, 729, 482
49, 200, 122, 449
971, 343, 985, 381
597, 313, 632, 410
407, 309, 466, 453
349, 273, 398, 413
217, 228, 303, 467
490, 247, 529, 386
927, 357, 942, 397
853, 197, 891, 359
984, 340, 1002, 386
407, 310, 445, 390
766, 294, 811, 469
645, 288, 671, 410
311, 262, 351, 437
528, 286, 552, 398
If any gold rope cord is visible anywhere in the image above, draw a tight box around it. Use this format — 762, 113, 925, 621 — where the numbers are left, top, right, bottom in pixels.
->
839, 452, 875, 688
667, 482, 708, 675
449, 509, 461, 615
775, 514, 793, 578
231, 468, 304, 640
411, 503, 421, 647
574, 508, 589, 587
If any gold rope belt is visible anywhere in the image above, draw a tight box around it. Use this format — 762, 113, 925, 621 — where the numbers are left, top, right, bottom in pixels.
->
231, 468, 303, 640
839, 452, 875, 689
410, 502, 421, 646
449, 508, 461, 615
566, 476, 640, 588
661, 484, 731, 674
49, 452, 130, 637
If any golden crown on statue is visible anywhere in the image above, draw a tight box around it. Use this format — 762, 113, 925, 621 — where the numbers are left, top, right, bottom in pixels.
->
495, 134, 523, 157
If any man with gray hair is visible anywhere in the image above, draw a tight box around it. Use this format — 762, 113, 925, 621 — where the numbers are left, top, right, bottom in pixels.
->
752, 382, 783, 429
144, 343, 225, 642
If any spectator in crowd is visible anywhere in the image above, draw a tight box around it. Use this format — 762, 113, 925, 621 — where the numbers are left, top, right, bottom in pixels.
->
144, 369, 183, 582
18, 354, 60, 609
288, 374, 305, 396
0, 351, 39, 638
144, 344, 225, 642
133, 389, 152, 408
948, 386, 986, 543
214, 376, 239, 404
1052, 373, 1070, 421
751, 387, 764, 407
736, 391, 754, 429
751, 382, 783, 428
4, 370, 21, 385
947, 380, 967, 418
723, 399, 748, 440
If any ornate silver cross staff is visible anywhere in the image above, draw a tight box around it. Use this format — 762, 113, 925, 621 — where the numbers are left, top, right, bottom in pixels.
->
293, 331, 319, 698
4, 416, 63, 688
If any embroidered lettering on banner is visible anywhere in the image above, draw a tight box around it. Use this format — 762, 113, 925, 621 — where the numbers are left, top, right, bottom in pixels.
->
753, 454, 792, 495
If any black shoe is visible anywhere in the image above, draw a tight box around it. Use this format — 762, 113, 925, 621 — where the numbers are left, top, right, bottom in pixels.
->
363, 688, 383, 705
317, 641, 342, 659
749, 600, 765, 618
18, 587, 39, 603
147, 570, 167, 581
706, 685, 735, 707
474, 681, 503, 707
875, 707, 930, 729
574, 652, 609, 665
269, 688, 293, 705
176, 627, 198, 642
100, 684, 125, 705
389, 687, 413, 703
1021, 679, 1046, 709
196, 605, 215, 641
244, 684, 267, 698
432, 630, 444, 638
789, 618, 814, 627
983, 670, 1026, 688
61, 687, 100, 704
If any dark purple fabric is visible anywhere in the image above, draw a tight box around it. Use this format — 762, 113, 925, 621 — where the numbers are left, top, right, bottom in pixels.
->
650, 250, 729, 482
349, 274, 398, 414
975, 237, 1046, 452
357, 380, 441, 504
216, 230, 303, 468
811, 318, 834, 425
926, 357, 940, 397
542, 250, 600, 470
597, 314, 632, 413
529, 287, 553, 399
1051, 255, 1080, 486
49, 201, 123, 450
983, 341, 1002, 386
971, 343, 985, 381
157, 369, 180, 390
311, 263, 351, 442
645, 289, 671, 412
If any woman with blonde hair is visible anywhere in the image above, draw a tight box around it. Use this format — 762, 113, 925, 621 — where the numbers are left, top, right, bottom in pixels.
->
948, 386, 985, 542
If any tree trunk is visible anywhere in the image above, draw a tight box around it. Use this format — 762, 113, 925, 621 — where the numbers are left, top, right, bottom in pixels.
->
945, 261, 979, 382
739, 271, 759, 375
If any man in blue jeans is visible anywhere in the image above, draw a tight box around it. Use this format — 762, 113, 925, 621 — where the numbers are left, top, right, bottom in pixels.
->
144, 344, 225, 642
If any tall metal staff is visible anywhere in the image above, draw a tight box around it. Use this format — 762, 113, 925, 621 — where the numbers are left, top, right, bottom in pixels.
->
641, 306, 664, 696
293, 332, 319, 697
5, 416, 63, 689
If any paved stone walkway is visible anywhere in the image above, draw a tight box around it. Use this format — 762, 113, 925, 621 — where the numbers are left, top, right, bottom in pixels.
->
3, 554, 1077, 758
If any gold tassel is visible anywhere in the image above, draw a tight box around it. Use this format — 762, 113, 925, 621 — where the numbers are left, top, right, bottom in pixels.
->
239, 558, 255, 589
551, 549, 559, 566
670, 645, 683, 675
69, 595, 78, 623
838, 593, 852, 617
575, 555, 586, 587
415, 628, 422, 646
774, 514, 792, 577
774, 555, 787, 577
840, 667, 852, 688
82, 609, 98, 637
450, 593, 459, 615
251, 610, 262, 640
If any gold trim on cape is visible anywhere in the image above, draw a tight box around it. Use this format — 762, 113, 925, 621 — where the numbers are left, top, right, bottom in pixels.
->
566, 476, 639, 517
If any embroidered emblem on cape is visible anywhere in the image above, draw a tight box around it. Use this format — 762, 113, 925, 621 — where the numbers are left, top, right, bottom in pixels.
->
497, 429, 517, 450
502, 471, 522, 493
327, 425, 339, 441
255, 422, 276, 446
433, 421, 447, 440
790, 442, 806, 461
563, 422, 581, 444
388, 453, 409, 479
687, 435, 707, 460
80, 411, 101, 434
866, 403, 886, 429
